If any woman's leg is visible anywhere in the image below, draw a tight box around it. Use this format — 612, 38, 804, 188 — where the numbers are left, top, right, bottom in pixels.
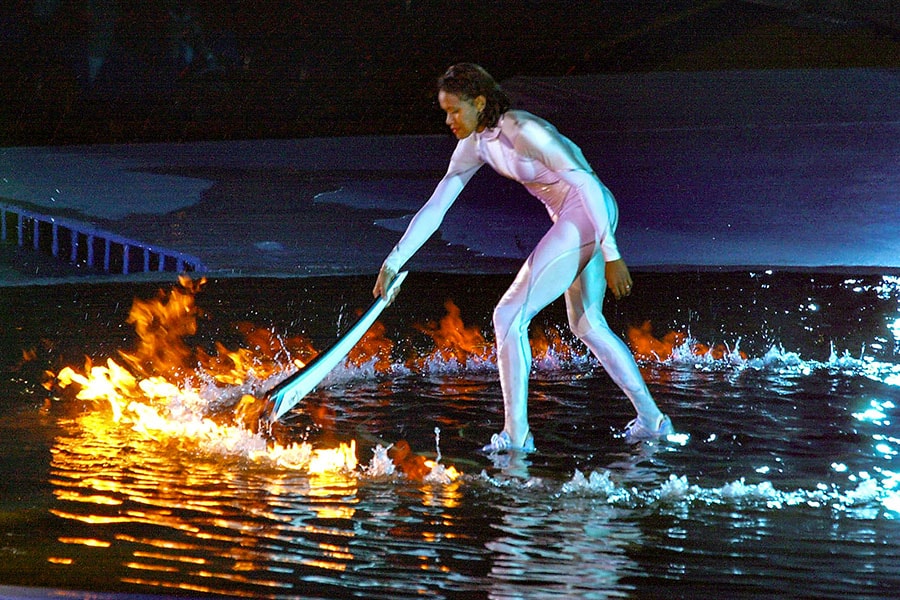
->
492, 218, 594, 447
565, 252, 664, 425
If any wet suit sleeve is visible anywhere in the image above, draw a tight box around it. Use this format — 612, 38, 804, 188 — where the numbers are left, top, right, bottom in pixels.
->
513, 117, 622, 262
383, 139, 483, 273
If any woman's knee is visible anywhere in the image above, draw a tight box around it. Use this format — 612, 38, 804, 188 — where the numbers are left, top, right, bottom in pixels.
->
493, 301, 528, 347
569, 304, 608, 339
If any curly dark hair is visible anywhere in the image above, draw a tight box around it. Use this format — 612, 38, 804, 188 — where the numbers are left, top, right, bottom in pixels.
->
438, 63, 511, 129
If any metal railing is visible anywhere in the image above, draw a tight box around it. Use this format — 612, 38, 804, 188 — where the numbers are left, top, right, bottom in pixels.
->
1, 201, 205, 275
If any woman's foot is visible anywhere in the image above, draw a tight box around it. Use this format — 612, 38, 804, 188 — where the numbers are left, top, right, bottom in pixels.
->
623, 414, 674, 444
481, 430, 536, 453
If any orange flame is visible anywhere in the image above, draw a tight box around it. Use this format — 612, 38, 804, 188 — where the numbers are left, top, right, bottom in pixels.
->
48, 279, 476, 481
410, 300, 492, 368
627, 320, 746, 361
406, 302, 581, 369
48, 277, 362, 475
117, 275, 203, 379
233, 321, 319, 370
387, 440, 460, 483
627, 321, 688, 361
347, 320, 394, 372
530, 325, 579, 363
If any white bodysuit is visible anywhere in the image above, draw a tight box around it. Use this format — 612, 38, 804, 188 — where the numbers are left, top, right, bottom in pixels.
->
383, 110, 661, 447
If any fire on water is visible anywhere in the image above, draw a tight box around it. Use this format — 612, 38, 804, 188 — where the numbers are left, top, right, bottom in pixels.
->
47, 276, 465, 480
45, 276, 712, 481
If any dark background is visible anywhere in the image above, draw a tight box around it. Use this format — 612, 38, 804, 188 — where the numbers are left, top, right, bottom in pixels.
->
1, 0, 897, 146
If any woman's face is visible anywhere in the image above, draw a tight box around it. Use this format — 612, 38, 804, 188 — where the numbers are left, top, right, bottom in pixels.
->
438, 90, 485, 139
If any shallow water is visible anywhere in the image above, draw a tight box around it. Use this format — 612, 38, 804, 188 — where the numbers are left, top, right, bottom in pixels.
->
1, 271, 899, 599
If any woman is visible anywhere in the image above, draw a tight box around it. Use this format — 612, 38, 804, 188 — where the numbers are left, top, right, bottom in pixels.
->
373, 63, 673, 452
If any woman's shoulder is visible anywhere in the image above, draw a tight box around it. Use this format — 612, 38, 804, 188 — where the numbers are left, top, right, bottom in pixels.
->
501, 109, 548, 128
500, 110, 560, 143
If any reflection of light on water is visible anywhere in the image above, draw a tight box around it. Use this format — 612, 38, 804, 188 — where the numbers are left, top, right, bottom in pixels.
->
853, 399, 894, 425
883, 494, 900, 514
125, 561, 179, 573
849, 275, 900, 300
875, 275, 900, 299
879, 465, 900, 515
888, 316, 900, 360
846, 397, 899, 516
58, 537, 111, 548
889, 318, 900, 341
127, 548, 207, 566
875, 442, 897, 457
305, 470, 358, 521
665, 432, 690, 446
421, 480, 464, 512
48, 410, 358, 594
54, 490, 122, 506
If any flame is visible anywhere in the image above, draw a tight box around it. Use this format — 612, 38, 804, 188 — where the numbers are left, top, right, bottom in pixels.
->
57, 358, 144, 422
53, 279, 724, 487
410, 302, 580, 369
627, 320, 747, 361
627, 321, 687, 361
43, 278, 475, 596
347, 320, 394, 372
410, 300, 492, 368
49, 277, 359, 476
308, 440, 358, 473
530, 325, 579, 364
118, 275, 203, 379
200, 322, 320, 385
46, 280, 498, 486
387, 440, 460, 483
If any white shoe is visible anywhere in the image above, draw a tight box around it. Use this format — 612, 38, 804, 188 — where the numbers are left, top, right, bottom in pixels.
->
481, 430, 535, 453
623, 414, 674, 444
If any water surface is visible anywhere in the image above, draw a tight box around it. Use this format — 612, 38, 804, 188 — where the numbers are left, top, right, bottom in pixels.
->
1, 271, 899, 599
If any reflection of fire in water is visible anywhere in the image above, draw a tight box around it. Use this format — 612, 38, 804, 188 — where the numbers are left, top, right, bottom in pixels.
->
47, 404, 363, 596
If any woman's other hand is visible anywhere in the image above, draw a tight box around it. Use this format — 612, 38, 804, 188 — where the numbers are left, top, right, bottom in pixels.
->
605, 258, 633, 300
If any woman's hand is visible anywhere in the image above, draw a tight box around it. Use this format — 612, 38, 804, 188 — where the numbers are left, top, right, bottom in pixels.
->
373, 265, 399, 305
605, 258, 633, 300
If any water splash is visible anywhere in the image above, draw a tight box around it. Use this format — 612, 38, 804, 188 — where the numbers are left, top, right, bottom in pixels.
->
361, 444, 397, 477
554, 469, 900, 518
